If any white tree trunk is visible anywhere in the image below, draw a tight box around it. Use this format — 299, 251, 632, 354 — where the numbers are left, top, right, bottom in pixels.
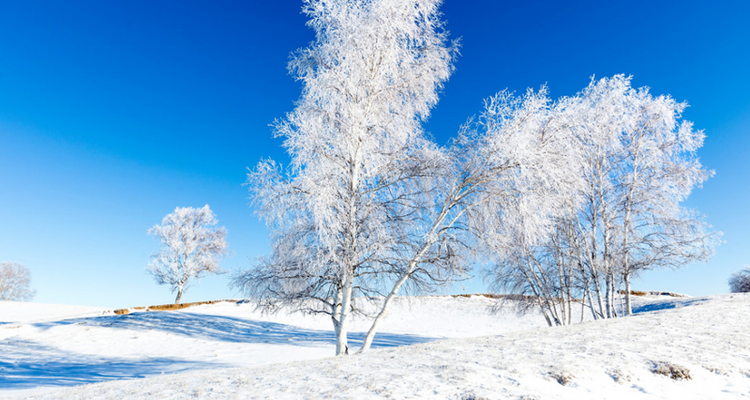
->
175, 285, 184, 304
623, 272, 632, 316
604, 271, 613, 318
331, 285, 343, 354
358, 192, 458, 353
358, 262, 415, 352
592, 271, 606, 319
336, 273, 353, 355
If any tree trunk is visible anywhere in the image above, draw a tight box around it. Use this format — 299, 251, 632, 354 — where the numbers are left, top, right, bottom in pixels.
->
604, 271, 614, 318
591, 268, 606, 319
358, 267, 411, 352
623, 272, 632, 316
331, 285, 343, 354
580, 288, 587, 323
586, 284, 599, 320
358, 198, 453, 353
359, 255, 423, 353
174, 287, 183, 304
336, 272, 353, 356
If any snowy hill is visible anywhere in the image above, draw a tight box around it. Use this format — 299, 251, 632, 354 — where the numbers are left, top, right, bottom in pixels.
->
1, 294, 749, 399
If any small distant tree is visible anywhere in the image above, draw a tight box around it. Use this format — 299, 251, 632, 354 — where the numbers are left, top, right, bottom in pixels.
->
148, 205, 229, 304
729, 267, 750, 293
0, 262, 36, 301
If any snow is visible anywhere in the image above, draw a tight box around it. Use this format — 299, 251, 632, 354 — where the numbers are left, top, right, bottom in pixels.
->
1, 294, 749, 399
0, 301, 108, 326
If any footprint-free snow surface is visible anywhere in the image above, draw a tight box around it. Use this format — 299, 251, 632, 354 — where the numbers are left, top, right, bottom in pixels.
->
1, 294, 749, 399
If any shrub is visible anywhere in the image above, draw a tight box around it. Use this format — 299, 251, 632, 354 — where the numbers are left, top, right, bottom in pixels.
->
652, 361, 691, 380
728, 267, 750, 293
549, 370, 574, 386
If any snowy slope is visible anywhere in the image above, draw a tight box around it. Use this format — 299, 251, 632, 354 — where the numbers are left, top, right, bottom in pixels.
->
0, 295, 546, 396
2, 294, 749, 399
0, 302, 108, 326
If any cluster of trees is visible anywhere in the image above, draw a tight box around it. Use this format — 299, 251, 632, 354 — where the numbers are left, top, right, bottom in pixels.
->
227, 0, 717, 355
487, 75, 718, 325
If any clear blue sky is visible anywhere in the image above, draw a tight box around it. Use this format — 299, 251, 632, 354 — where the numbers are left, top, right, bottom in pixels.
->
1, 1, 748, 308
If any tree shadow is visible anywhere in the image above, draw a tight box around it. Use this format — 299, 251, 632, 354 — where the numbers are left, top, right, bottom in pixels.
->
30, 311, 436, 349
632, 298, 707, 314
1, 309, 437, 390
0, 337, 213, 390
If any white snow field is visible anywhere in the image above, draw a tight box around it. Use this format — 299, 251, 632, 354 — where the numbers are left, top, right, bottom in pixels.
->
1, 293, 748, 399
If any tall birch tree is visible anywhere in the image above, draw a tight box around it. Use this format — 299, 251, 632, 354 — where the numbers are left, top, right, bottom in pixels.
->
234, 0, 456, 356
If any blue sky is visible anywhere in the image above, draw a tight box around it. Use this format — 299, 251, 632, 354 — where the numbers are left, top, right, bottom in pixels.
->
1, 1, 748, 308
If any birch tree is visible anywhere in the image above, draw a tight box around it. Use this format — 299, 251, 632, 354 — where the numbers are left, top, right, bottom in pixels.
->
487, 75, 718, 322
0, 262, 36, 301
358, 87, 581, 350
569, 76, 716, 317
615, 83, 717, 314
148, 205, 229, 304
233, 0, 456, 356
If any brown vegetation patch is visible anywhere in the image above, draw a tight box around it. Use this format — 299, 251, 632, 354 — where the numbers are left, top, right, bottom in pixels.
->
450, 293, 504, 300
610, 368, 632, 383
549, 370, 574, 386
652, 361, 691, 380
460, 392, 489, 400
619, 290, 689, 297
113, 299, 239, 315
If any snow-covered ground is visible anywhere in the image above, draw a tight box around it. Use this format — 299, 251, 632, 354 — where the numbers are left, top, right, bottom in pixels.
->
1, 293, 749, 399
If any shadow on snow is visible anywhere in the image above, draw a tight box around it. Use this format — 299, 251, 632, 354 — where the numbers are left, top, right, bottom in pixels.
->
0, 337, 212, 390
30, 311, 436, 349
631, 298, 707, 314
0, 310, 436, 390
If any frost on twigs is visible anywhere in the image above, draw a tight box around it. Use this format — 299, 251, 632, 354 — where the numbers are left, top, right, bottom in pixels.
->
651, 361, 692, 381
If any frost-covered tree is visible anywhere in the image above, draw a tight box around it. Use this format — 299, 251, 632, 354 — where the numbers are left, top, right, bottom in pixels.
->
729, 267, 750, 293
567, 76, 717, 318
358, 87, 580, 351
233, 0, 457, 355
0, 262, 36, 301
233, 0, 586, 354
614, 80, 717, 314
487, 75, 718, 323
148, 205, 229, 304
